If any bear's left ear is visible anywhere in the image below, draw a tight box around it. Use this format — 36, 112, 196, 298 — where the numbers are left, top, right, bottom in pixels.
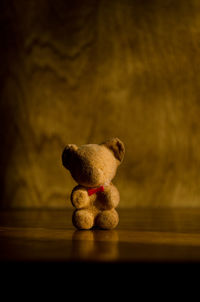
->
102, 137, 125, 163
62, 144, 78, 170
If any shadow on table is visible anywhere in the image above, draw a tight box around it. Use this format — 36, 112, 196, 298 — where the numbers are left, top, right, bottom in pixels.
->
71, 229, 119, 262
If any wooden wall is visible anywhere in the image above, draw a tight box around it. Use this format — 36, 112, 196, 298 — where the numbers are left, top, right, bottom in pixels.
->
1, 0, 200, 208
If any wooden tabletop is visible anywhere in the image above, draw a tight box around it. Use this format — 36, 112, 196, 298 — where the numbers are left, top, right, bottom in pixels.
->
1, 208, 200, 263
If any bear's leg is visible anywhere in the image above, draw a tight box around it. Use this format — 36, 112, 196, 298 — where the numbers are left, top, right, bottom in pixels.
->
72, 209, 94, 230
95, 209, 119, 230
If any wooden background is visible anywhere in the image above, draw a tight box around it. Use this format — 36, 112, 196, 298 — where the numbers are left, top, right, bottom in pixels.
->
1, 0, 200, 208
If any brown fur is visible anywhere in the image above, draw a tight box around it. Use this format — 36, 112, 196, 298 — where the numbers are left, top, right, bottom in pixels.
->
62, 138, 125, 229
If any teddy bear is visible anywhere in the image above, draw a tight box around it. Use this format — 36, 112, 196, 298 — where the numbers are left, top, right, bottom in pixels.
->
62, 137, 125, 230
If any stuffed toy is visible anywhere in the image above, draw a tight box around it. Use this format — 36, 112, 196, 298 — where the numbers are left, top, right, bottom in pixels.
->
62, 137, 125, 230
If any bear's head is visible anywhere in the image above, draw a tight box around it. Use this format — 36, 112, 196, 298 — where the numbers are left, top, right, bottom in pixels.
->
62, 138, 125, 188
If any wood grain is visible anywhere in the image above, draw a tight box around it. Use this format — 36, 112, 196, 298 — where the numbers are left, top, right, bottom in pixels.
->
1, 209, 200, 262
1, 0, 200, 208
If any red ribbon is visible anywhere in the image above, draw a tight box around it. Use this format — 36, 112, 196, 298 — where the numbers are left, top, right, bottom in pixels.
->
87, 186, 104, 196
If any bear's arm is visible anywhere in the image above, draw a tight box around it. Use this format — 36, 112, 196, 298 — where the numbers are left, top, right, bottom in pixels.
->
70, 185, 90, 209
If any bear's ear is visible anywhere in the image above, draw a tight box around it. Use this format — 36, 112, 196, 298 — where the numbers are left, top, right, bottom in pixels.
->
102, 137, 125, 163
62, 144, 78, 170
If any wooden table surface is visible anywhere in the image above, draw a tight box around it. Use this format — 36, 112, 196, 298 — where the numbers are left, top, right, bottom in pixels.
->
1, 208, 200, 263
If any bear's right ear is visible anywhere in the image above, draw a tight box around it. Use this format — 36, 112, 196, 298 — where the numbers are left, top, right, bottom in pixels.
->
62, 144, 78, 170
102, 137, 125, 163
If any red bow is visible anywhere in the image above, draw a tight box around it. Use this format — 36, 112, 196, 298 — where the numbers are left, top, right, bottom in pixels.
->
87, 186, 104, 196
